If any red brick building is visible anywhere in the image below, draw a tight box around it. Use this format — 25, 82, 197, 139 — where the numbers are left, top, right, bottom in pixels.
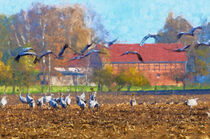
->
51, 43, 187, 86
102, 43, 187, 86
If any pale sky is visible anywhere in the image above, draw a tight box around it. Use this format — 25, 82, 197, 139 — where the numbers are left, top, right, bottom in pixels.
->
0, 0, 209, 43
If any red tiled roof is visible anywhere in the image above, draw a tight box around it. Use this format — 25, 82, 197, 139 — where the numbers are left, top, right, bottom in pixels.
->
64, 43, 188, 67
64, 56, 89, 67
105, 43, 187, 63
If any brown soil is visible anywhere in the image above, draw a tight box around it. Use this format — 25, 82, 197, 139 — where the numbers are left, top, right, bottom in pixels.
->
0, 93, 209, 139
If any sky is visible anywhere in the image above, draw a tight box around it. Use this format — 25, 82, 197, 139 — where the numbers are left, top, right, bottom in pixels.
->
0, 0, 209, 43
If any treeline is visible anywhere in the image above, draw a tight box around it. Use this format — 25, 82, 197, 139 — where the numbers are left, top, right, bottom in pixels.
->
156, 12, 209, 79
90, 66, 150, 91
0, 4, 209, 92
0, 3, 101, 92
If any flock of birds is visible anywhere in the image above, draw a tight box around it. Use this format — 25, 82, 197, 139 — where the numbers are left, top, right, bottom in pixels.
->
129, 94, 200, 109
136, 26, 210, 61
0, 91, 202, 110
17, 89, 99, 110
14, 38, 118, 64
13, 25, 209, 65
1, 25, 207, 113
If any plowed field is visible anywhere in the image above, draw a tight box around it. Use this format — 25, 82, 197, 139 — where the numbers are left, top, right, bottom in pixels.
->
0, 93, 209, 139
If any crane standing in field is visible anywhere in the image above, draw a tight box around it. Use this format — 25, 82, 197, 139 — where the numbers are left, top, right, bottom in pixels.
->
18, 89, 27, 104
89, 89, 99, 109
37, 96, 45, 107
26, 92, 35, 108
0, 96, 7, 108
76, 93, 86, 110
64, 93, 71, 106
60, 93, 67, 108
130, 93, 136, 107
185, 98, 199, 108
49, 99, 59, 109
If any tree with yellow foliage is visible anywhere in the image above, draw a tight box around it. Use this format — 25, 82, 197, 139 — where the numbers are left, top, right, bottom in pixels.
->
91, 65, 150, 92
91, 65, 114, 91
9, 44, 39, 93
115, 67, 150, 91
0, 53, 12, 92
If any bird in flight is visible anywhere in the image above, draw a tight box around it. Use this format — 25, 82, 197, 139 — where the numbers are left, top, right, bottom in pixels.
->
15, 51, 37, 62
80, 43, 94, 54
177, 26, 203, 40
69, 55, 85, 61
70, 49, 102, 61
18, 47, 34, 53
33, 50, 56, 64
57, 44, 69, 59
103, 38, 118, 48
57, 43, 82, 59
82, 49, 101, 57
140, 34, 160, 47
14, 47, 34, 55
195, 40, 210, 48
121, 51, 143, 62
164, 45, 191, 52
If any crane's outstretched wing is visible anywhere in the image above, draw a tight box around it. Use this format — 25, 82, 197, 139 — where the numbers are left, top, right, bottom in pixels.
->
195, 40, 210, 48
177, 32, 192, 40
83, 49, 101, 57
80, 43, 93, 54
39, 50, 56, 59
121, 51, 143, 62
15, 52, 37, 62
173, 45, 191, 52
164, 45, 191, 52
57, 44, 69, 58
33, 50, 56, 64
136, 53, 143, 62
140, 34, 160, 46
103, 38, 118, 48
69, 55, 85, 61
177, 26, 203, 40
189, 26, 203, 34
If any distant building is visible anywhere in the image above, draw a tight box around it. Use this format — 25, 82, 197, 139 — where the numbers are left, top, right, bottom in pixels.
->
44, 43, 187, 86
102, 43, 187, 86
50, 52, 102, 86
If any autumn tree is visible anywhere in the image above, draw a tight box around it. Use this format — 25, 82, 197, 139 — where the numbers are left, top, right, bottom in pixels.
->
0, 3, 108, 91
157, 12, 193, 44
157, 12, 209, 84
165, 68, 187, 89
114, 69, 127, 91
90, 65, 114, 91
91, 66, 150, 92
8, 43, 39, 93
0, 53, 12, 92
114, 67, 150, 91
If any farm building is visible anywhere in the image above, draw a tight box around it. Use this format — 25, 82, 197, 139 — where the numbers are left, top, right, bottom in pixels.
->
102, 43, 187, 86
49, 43, 187, 86
49, 52, 102, 86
